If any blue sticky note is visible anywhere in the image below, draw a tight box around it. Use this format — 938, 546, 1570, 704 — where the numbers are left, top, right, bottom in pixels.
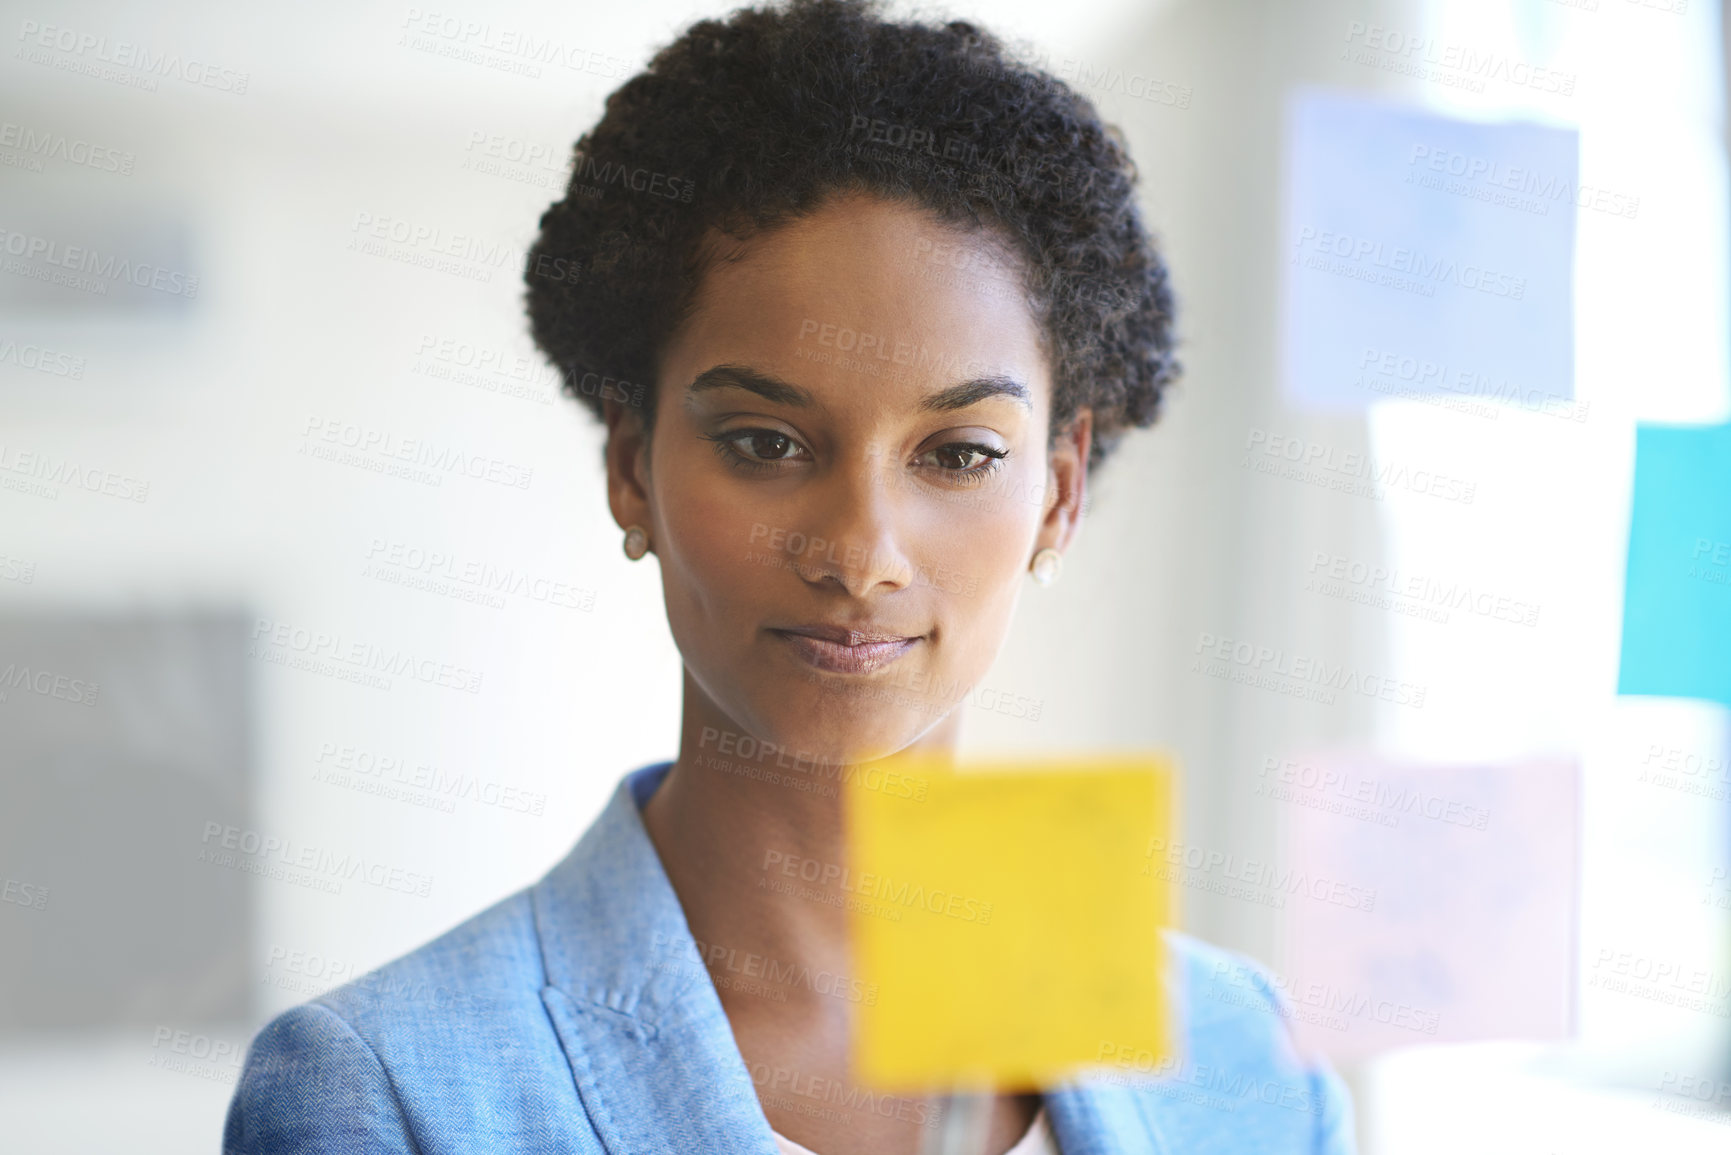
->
1618, 423, 1731, 708
1282, 90, 1577, 413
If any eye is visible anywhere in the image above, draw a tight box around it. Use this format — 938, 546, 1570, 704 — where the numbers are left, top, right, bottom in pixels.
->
917, 441, 1008, 482
732, 430, 802, 461
704, 427, 811, 472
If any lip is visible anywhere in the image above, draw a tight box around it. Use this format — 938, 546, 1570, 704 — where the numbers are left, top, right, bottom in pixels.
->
770, 624, 921, 675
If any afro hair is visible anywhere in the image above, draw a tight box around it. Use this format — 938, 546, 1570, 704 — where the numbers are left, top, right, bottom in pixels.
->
524, 0, 1178, 471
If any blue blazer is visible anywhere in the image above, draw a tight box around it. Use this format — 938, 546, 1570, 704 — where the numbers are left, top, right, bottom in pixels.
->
225, 762, 1356, 1153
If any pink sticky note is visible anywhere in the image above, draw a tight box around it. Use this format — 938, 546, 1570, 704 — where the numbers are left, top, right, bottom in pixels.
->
1266, 751, 1578, 1062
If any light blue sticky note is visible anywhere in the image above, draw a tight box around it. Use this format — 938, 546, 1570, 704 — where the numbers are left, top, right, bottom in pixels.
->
1618, 423, 1731, 708
1282, 89, 1577, 413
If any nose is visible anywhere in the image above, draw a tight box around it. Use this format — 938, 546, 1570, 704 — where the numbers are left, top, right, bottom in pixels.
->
784, 456, 915, 598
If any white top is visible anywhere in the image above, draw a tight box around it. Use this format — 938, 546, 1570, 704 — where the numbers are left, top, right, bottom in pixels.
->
771, 1105, 1060, 1155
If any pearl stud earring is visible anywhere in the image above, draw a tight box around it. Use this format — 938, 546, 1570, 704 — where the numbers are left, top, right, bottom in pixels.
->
1029, 547, 1062, 587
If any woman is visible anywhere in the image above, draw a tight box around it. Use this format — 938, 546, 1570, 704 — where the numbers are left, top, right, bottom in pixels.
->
225, 1, 1354, 1151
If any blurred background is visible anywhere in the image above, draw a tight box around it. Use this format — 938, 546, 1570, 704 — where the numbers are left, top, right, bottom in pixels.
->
1, 0, 1728, 1150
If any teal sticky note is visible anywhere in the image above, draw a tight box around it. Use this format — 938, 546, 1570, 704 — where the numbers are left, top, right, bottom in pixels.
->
1617, 423, 1731, 707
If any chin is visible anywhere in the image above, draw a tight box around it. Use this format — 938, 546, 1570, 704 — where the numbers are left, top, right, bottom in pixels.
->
755, 683, 951, 768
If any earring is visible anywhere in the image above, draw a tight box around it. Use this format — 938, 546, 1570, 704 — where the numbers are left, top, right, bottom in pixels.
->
1029, 547, 1062, 587
622, 525, 650, 561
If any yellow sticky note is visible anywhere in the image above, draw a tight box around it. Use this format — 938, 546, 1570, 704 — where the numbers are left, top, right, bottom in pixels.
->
844, 754, 1176, 1092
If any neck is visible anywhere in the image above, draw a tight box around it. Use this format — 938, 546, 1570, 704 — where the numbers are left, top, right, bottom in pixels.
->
641, 667, 959, 1008
639, 671, 1044, 1148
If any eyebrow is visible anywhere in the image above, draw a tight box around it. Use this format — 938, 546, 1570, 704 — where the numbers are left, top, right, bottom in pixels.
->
687, 364, 813, 407
685, 364, 1032, 413
921, 375, 1032, 413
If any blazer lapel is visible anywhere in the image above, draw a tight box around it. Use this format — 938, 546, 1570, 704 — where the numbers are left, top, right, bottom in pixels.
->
531, 764, 782, 1155
528, 765, 1176, 1155
1045, 1079, 1170, 1155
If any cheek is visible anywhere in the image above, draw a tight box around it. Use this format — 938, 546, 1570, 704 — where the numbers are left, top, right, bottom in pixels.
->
915, 471, 1042, 656
956, 459, 1046, 566
667, 487, 754, 567
652, 463, 771, 636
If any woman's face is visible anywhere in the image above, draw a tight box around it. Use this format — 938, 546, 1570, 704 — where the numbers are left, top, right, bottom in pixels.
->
605, 191, 1089, 766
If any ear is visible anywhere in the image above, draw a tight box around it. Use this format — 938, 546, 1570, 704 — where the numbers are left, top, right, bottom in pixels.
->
602, 396, 655, 552
1034, 407, 1092, 556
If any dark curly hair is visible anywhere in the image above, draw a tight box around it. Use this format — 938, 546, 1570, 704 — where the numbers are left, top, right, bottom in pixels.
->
524, 0, 1177, 472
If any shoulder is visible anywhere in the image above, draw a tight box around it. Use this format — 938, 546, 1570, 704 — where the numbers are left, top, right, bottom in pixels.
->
1168, 930, 1301, 1060
1092, 931, 1357, 1155
222, 1000, 415, 1154
316, 888, 545, 1029
225, 889, 591, 1154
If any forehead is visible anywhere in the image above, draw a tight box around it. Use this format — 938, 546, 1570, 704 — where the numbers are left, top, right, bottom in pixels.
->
661, 193, 1052, 417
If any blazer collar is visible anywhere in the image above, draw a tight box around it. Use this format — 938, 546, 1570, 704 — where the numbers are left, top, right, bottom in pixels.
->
530, 763, 1165, 1155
